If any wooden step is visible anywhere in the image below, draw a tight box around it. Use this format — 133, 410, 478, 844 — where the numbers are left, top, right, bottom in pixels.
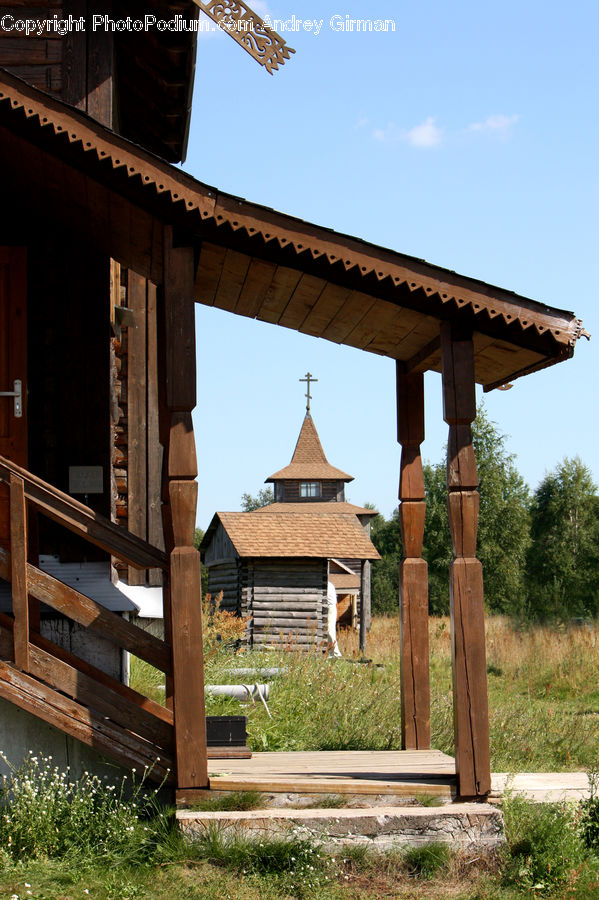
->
177, 803, 504, 852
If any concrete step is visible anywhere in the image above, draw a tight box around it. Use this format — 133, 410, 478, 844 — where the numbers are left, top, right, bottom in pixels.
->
177, 803, 504, 852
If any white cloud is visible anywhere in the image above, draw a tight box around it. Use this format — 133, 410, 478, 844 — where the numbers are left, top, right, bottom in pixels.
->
468, 113, 520, 134
405, 116, 442, 147
370, 117, 442, 148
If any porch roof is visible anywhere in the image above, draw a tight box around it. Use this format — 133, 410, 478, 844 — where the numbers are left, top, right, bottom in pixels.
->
0, 68, 588, 390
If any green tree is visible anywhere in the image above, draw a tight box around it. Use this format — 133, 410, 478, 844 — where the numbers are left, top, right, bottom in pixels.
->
240, 487, 274, 511
423, 405, 530, 616
527, 457, 599, 619
369, 507, 401, 615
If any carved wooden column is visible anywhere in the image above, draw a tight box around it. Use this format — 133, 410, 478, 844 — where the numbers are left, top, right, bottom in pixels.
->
440, 322, 491, 799
162, 226, 208, 795
397, 365, 430, 750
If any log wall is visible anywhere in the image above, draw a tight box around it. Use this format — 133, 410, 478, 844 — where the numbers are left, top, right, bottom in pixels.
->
242, 558, 328, 649
206, 560, 240, 614
0, 2, 64, 97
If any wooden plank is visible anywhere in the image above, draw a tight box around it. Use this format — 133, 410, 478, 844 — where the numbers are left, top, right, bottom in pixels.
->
320, 291, 376, 344
10, 473, 28, 670
164, 230, 196, 411
62, 0, 86, 109
25, 563, 172, 673
0, 659, 173, 783
87, 3, 113, 126
235, 258, 277, 318
278, 274, 327, 329
256, 266, 302, 324
0, 454, 167, 570
206, 747, 252, 760
27, 641, 173, 752
127, 271, 148, 586
299, 282, 354, 337
195, 242, 227, 305
146, 281, 164, 586
203, 778, 453, 797
0, 37, 62, 65
213, 249, 251, 313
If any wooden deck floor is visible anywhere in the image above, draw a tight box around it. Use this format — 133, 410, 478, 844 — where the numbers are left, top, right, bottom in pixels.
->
206, 750, 457, 798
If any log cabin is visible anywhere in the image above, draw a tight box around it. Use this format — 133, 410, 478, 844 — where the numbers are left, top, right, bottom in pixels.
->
200, 411, 381, 647
0, 2, 588, 801
201, 407, 379, 647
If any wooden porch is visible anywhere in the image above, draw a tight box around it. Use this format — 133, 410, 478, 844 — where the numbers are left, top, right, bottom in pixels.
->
203, 750, 456, 801
0, 66, 588, 806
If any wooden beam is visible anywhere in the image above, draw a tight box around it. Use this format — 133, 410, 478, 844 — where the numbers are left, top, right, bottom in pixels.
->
162, 225, 208, 790
10, 473, 29, 671
127, 271, 148, 586
403, 336, 441, 374
440, 322, 491, 800
396, 366, 431, 751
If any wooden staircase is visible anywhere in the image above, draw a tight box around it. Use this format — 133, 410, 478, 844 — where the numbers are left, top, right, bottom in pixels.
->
0, 455, 176, 784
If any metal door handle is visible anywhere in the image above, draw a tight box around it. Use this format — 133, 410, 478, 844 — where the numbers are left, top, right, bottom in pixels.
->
0, 380, 22, 417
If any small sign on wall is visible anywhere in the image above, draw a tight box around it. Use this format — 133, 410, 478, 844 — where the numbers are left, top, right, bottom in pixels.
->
69, 466, 104, 495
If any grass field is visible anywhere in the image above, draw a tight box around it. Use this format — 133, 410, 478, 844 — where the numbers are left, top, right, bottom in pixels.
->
135, 614, 599, 771
2, 615, 599, 899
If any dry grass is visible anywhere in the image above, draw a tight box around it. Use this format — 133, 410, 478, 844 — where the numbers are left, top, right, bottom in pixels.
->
130, 614, 599, 771
341, 615, 599, 771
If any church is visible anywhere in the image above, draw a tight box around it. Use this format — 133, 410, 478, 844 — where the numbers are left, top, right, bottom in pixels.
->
200, 375, 380, 649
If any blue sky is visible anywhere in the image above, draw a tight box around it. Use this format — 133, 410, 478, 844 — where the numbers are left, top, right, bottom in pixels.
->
186, 0, 598, 527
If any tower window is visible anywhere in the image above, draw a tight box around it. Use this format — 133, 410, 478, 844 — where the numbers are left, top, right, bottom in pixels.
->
300, 482, 321, 498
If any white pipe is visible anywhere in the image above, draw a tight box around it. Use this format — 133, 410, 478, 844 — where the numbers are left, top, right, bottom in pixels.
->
205, 684, 270, 701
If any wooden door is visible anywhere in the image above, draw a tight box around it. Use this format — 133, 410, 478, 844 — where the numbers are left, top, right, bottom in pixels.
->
0, 248, 27, 544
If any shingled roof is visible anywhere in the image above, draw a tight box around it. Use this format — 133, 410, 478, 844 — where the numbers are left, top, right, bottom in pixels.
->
202, 511, 380, 560
252, 501, 376, 516
265, 415, 353, 483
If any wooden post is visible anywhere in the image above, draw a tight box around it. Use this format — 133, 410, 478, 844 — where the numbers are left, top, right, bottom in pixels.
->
440, 322, 491, 799
359, 560, 369, 652
127, 271, 148, 587
397, 366, 431, 750
162, 226, 208, 795
10, 473, 29, 670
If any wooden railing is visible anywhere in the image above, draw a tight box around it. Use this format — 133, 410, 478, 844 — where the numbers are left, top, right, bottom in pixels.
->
0, 454, 175, 783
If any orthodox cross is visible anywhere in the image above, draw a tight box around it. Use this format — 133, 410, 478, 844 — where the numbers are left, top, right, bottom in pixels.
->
300, 372, 318, 413
192, 1, 295, 73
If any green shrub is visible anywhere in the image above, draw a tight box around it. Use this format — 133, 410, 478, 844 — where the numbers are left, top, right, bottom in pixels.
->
501, 795, 588, 894
580, 771, 599, 850
0, 751, 171, 864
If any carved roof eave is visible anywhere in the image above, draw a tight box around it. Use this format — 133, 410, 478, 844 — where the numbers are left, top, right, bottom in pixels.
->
0, 68, 588, 386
